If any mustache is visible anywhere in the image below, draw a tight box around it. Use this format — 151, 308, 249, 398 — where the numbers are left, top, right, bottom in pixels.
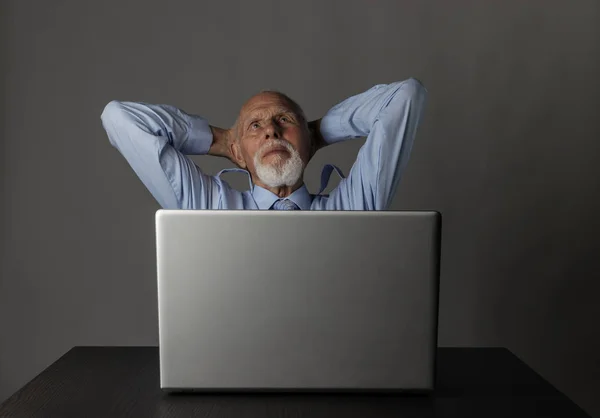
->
258, 140, 296, 158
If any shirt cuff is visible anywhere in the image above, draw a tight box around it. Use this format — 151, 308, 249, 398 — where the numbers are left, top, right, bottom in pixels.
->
184, 114, 213, 155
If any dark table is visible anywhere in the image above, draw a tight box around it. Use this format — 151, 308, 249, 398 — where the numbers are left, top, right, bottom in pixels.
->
0, 347, 591, 417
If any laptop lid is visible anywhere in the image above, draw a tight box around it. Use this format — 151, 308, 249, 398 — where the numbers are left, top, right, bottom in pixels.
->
156, 210, 441, 392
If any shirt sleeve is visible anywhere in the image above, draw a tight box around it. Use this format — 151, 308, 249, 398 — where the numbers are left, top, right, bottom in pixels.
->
318, 78, 427, 210
100, 100, 222, 209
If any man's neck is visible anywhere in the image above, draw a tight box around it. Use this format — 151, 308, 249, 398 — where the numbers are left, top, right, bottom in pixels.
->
254, 178, 304, 198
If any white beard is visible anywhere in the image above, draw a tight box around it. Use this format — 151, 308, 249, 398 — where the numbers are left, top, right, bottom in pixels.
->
254, 140, 305, 188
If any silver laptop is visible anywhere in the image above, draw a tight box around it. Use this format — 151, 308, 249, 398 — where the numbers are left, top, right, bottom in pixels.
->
156, 210, 441, 392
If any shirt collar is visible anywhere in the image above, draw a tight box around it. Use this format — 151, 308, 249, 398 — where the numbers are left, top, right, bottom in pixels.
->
216, 167, 329, 210
252, 183, 313, 210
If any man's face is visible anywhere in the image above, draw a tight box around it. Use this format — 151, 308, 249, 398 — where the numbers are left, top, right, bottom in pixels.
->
231, 92, 311, 188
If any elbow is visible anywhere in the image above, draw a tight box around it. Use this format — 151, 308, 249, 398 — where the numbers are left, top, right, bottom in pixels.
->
100, 100, 125, 124
100, 100, 128, 147
402, 77, 428, 98
385, 78, 427, 110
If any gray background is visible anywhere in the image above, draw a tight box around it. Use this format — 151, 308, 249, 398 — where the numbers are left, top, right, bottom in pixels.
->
1, 0, 599, 416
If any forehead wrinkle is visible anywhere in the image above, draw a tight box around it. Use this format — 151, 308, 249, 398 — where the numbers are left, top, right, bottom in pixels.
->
244, 106, 295, 124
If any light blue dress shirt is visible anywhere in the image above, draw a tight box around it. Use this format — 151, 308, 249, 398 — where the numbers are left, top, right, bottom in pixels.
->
100, 78, 427, 210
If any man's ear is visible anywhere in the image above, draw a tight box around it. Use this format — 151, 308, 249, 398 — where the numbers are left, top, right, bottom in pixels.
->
308, 129, 319, 160
307, 121, 322, 160
230, 140, 247, 169
308, 141, 316, 160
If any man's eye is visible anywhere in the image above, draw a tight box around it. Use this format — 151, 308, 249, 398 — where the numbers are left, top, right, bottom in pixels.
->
280, 116, 290, 123
251, 122, 260, 129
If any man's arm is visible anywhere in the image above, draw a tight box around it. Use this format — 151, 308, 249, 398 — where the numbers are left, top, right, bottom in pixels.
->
100, 101, 232, 209
311, 78, 427, 210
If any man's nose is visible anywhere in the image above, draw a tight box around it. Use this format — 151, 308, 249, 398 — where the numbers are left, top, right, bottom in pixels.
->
264, 122, 281, 139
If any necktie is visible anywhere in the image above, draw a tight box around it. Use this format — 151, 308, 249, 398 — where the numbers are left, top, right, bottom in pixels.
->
271, 199, 300, 210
